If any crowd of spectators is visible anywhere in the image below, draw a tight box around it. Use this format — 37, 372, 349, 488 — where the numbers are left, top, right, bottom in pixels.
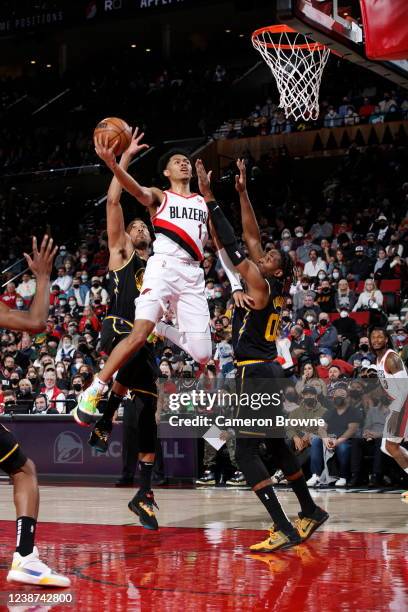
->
214, 90, 408, 139
0, 138, 407, 487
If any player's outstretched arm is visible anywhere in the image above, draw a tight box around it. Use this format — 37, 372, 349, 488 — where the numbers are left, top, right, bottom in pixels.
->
94, 131, 161, 209
235, 159, 264, 262
196, 159, 267, 308
0, 236, 57, 333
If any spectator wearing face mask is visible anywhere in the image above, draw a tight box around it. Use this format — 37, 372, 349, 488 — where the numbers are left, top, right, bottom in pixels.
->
16, 273, 36, 301
348, 246, 374, 282
315, 279, 335, 313
16, 379, 34, 412
310, 214, 333, 241
304, 249, 327, 279
312, 312, 338, 353
308, 386, 360, 487
348, 337, 375, 367
371, 213, 392, 247
279, 229, 292, 252
26, 366, 41, 393
54, 245, 72, 269
332, 307, 359, 344
66, 322, 81, 346
40, 370, 66, 413
9, 372, 21, 392
65, 375, 84, 413
290, 276, 316, 312
316, 348, 354, 380
0, 282, 22, 309
89, 276, 108, 306
54, 361, 70, 391
286, 386, 327, 456
66, 277, 90, 307
291, 226, 305, 250
14, 296, 27, 311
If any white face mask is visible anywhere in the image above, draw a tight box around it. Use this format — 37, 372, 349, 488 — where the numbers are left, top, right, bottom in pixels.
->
320, 356, 330, 367
340, 311, 348, 318
295, 231, 304, 238
333, 272, 340, 280
306, 315, 314, 323
318, 273, 326, 280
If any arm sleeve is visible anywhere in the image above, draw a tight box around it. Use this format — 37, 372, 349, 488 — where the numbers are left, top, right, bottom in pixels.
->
206, 200, 245, 266
217, 248, 243, 293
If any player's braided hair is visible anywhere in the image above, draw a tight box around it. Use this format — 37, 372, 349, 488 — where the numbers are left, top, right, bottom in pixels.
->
278, 249, 297, 296
368, 326, 395, 352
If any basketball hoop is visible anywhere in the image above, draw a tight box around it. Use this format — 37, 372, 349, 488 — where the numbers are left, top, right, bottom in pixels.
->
252, 25, 330, 121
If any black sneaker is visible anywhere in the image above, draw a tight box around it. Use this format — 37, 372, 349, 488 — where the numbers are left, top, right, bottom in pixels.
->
128, 490, 159, 530
226, 471, 247, 486
88, 419, 112, 453
195, 471, 216, 486
347, 473, 360, 488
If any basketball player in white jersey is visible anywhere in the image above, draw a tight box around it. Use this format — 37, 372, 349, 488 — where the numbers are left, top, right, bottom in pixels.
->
75, 131, 243, 423
369, 328, 408, 501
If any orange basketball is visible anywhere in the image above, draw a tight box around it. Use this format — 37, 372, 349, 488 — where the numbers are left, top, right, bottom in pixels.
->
93, 117, 132, 156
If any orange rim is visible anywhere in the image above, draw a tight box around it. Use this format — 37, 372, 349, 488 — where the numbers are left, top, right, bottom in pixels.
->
252, 24, 327, 52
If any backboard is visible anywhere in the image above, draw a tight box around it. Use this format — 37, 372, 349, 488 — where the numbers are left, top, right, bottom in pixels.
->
276, 0, 408, 88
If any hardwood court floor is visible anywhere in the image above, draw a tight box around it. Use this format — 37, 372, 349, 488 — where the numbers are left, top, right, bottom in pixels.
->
0, 486, 407, 611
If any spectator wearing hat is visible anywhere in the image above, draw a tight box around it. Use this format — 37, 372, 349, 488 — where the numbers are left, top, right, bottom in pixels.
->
316, 348, 354, 380
352, 279, 383, 311
348, 246, 374, 282
312, 312, 338, 353
304, 249, 327, 279
365, 232, 379, 260
308, 385, 360, 487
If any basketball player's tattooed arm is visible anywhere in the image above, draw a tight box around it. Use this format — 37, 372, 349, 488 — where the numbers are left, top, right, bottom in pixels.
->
385, 352, 405, 375
235, 159, 264, 262
0, 236, 57, 333
94, 130, 162, 210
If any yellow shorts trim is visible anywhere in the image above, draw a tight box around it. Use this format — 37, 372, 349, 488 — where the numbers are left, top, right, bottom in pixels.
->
130, 388, 158, 399
0, 443, 19, 463
235, 359, 272, 366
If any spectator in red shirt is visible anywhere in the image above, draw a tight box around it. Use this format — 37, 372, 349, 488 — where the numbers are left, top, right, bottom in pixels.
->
79, 306, 101, 333
316, 348, 354, 380
358, 97, 375, 121
0, 282, 22, 309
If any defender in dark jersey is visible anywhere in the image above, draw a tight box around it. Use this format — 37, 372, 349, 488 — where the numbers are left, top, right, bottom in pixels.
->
84, 128, 159, 530
0, 236, 70, 586
196, 158, 328, 553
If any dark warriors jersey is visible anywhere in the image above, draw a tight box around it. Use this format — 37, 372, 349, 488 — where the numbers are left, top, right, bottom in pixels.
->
232, 278, 285, 362
107, 251, 146, 324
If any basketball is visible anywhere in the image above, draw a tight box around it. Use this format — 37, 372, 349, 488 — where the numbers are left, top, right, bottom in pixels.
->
93, 117, 132, 155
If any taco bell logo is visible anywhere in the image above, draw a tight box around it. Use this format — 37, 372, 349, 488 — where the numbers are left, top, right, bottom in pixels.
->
54, 432, 84, 464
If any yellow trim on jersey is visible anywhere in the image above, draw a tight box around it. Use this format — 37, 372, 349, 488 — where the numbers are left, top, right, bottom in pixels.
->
105, 315, 134, 331
0, 443, 19, 463
111, 250, 136, 273
130, 388, 158, 399
235, 359, 274, 366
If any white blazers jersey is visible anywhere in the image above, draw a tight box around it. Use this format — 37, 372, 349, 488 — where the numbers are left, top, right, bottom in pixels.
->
377, 348, 408, 439
151, 190, 209, 262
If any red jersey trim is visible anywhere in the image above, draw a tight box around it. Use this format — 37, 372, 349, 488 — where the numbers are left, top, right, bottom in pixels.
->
152, 218, 203, 261
150, 192, 168, 221
165, 190, 200, 200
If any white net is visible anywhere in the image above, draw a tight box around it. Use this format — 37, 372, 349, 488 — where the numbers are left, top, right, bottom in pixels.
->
252, 26, 330, 121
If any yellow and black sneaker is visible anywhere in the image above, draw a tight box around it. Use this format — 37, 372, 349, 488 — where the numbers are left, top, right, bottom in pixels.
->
294, 507, 329, 541
129, 490, 159, 531
249, 528, 301, 553
88, 418, 112, 453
